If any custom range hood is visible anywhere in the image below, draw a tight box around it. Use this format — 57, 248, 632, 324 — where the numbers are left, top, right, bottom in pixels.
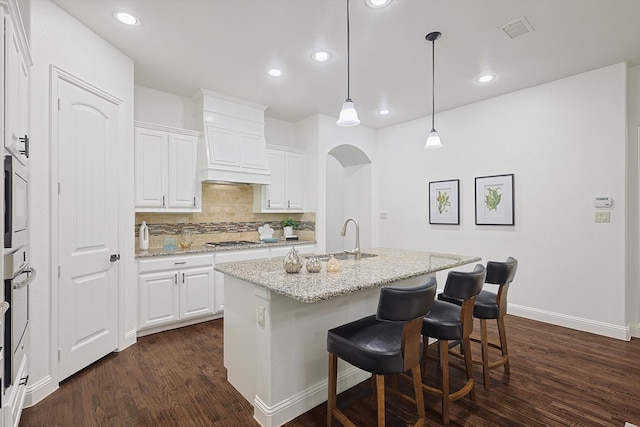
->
193, 89, 271, 185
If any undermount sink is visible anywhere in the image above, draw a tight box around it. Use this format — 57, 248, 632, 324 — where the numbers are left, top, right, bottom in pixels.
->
316, 253, 378, 261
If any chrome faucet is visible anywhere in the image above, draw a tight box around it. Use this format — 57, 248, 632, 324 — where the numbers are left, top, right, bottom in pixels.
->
340, 217, 361, 260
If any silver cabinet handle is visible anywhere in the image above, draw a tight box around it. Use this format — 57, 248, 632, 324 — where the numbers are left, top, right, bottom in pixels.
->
193, 197, 196, 207
14, 267, 36, 290
174, 273, 178, 285
163, 196, 166, 207
267, 199, 271, 208
288, 200, 290, 208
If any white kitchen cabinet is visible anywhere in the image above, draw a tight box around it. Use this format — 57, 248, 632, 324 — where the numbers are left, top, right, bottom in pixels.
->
138, 254, 215, 333
253, 146, 305, 212
3, 4, 31, 164
134, 122, 201, 212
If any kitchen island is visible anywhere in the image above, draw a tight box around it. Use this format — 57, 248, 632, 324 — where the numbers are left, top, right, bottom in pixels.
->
215, 248, 480, 427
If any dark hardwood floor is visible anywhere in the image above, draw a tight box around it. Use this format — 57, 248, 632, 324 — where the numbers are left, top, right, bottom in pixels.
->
20, 315, 640, 427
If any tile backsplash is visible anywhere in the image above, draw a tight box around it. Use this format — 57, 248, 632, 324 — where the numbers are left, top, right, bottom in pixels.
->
135, 183, 315, 248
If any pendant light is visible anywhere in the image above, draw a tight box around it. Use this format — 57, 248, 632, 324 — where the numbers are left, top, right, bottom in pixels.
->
337, 0, 360, 127
425, 31, 443, 149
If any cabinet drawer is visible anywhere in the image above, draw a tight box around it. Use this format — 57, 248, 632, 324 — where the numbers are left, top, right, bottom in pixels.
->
270, 244, 315, 258
215, 248, 269, 264
138, 253, 214, 274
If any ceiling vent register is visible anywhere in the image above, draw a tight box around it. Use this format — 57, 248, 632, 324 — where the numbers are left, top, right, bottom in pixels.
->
499, 17, 534, 40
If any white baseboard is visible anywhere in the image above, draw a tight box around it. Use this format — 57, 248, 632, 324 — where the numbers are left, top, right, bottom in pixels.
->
118, 328, 137, 351
24, 375, 58, 408
508, 303, 630, 340
630, 322, 640, 338
253, 366, 368, 427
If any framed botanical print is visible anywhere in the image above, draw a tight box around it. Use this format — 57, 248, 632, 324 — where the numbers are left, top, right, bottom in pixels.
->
475, 174, 514, 225
429, 179, 460, 225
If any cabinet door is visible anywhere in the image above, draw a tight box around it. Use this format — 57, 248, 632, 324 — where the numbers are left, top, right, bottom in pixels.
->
180, 266, 215, 320
139, 271, 179, 329
264, 150, 286, 209
4, 16, 29, 161
167, 133, 198, 209
214, 270, 225, 313
205, 126, 240, 167
285, 152, 304, 210
134, 128, 168, 208
238, 132, 269, 171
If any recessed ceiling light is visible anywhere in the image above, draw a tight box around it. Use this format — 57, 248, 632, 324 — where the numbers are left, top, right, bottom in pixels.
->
378, 109, 390, 116
268, 68, 282, 77
365, 0, 392, 8
476, 74, 495, 83
114, 12, 140, 26
311, 51, 332, 63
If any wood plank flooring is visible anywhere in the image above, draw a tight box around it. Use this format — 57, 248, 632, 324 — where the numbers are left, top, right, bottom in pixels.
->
20, 315, 640, 427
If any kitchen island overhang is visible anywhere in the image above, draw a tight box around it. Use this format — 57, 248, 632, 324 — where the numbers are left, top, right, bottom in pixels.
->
216, 248, 481, 427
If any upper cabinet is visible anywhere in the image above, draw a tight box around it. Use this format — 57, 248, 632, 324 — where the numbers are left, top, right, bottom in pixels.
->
3, 2, 32, 164
134, 122, 201, 212
253, 145, 304, 213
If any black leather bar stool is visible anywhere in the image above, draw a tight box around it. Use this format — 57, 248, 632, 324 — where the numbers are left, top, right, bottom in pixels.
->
421, 265, 485, 425
439, 257, 518, 389
327, 278, 437, 427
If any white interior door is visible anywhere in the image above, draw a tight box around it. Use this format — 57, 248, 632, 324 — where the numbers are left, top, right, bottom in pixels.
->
57, 77, 120, 380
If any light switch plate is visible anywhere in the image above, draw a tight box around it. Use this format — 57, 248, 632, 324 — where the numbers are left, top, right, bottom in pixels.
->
380, 212, 388, 220
594, 211, 610, 223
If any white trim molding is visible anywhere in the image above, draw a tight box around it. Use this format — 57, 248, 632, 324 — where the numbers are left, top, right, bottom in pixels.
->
509, 303, 631, 341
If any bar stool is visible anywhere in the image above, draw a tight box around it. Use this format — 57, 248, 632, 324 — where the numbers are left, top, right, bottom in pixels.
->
327, 278, 437, 427
439, 257, 518, 388
420, 265, 485, 425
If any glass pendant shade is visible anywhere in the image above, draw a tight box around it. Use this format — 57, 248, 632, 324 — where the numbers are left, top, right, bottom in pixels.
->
337, 99, 360, 127
424, 129, 443, 149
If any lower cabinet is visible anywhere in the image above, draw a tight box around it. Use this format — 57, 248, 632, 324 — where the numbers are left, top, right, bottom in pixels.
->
3, 332, 28, 427
137, 245, 315, 334
138, 254, 216, 333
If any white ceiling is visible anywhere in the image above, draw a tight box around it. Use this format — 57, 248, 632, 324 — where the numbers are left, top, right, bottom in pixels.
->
49, 0, 640, 129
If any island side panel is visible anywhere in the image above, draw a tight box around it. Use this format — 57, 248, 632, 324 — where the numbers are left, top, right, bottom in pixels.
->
252, 273, 433, 427
223, 275, 258, 403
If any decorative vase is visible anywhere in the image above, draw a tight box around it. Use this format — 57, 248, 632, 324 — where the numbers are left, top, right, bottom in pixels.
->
179, 229, 193, 249
326, 254, 340, 273
306, 255, 322, 273
283, 226, 294, 237
283, 246, 303, 274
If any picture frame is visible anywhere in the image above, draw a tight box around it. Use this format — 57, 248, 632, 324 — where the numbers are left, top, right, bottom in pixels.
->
429, 179, 460, 225
475, 174, 514, 225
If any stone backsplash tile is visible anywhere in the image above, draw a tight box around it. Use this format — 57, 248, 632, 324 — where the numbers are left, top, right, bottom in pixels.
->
135, 182, 316, 248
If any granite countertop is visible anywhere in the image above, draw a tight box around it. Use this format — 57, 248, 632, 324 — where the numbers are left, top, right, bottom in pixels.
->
214, 247, 481, 303
135, 239, 316, 258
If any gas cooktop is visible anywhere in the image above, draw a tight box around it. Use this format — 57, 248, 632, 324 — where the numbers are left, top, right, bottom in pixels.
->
205, 240, 259, 247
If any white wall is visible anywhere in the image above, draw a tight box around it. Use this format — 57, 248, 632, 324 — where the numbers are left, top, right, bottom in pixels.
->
377, 63, 629, 339
28, 0, 134, 405
134, 85, 192, 128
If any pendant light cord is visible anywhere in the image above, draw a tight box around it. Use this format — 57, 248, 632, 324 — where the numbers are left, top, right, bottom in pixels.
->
346, 0, 351, 101
431, 37, 435, 131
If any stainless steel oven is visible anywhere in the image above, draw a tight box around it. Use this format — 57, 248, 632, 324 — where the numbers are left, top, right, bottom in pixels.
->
4, 155, 28, 250
4, 246, 34, 389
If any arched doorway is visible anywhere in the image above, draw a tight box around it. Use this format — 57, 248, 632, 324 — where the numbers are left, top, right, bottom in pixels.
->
325, 145, 372, 253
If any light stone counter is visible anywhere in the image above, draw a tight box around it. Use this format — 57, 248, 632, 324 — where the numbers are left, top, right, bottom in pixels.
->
215, 247, 481, 303
135, 239, 316, 258
220, 247, 480, 427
